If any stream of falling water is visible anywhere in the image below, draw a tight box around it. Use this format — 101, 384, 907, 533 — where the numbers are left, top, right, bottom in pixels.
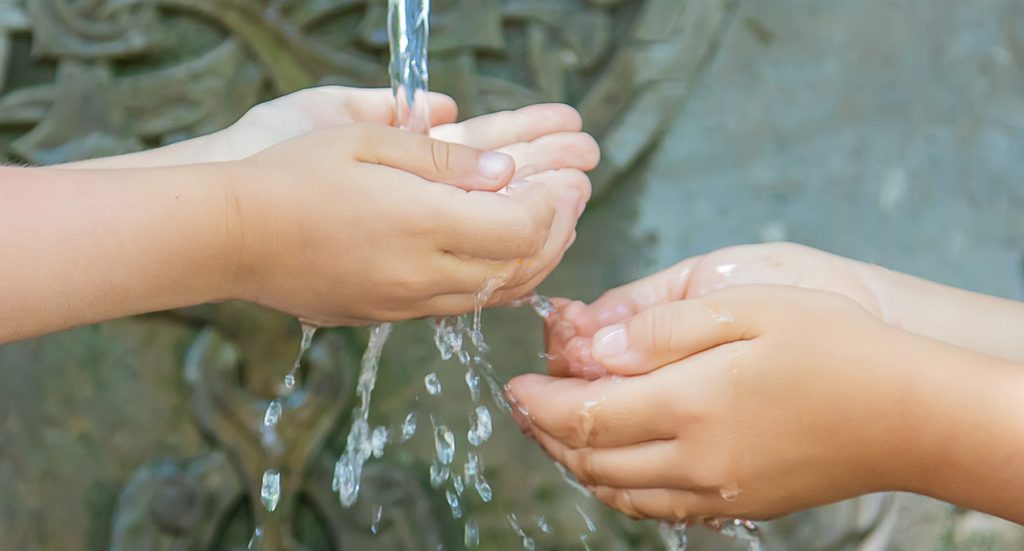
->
250, 1, 767, 549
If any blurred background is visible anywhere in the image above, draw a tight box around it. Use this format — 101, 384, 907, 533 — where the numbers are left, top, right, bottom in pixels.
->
0, 0, 1021, 549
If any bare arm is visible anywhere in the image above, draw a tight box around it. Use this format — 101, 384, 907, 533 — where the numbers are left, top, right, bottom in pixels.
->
0, 164, 233, 342
866, 263, 1024, 362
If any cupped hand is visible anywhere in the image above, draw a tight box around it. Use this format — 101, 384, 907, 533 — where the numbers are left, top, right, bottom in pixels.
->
545, 243, 887, 378
227, 112, 596, 326
509, 286, 923, 522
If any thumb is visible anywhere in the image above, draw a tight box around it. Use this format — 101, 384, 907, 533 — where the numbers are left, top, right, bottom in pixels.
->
353, 123, 515, 191
591, 295, 755, 376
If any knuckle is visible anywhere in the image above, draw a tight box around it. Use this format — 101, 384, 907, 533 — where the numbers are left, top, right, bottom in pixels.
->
566, 406, 597, 450
635, 305, 685, 355
614, 490, 642, 519
567, 448, 596, 484
430, 140, 454, 176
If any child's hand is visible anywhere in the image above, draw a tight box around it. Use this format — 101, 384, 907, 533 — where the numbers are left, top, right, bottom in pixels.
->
226, 121, 594, 326
545, 243, 886, 378
508, 286, 932, 522
202, 87, 461, 161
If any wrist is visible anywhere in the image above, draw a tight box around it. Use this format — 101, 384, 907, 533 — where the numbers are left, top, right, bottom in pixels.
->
217, 159, 265, 303
888, 333, 1024, 510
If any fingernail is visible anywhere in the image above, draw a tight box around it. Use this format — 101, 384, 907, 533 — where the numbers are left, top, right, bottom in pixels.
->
592, 324, 628, 360
478, 152, 513, 180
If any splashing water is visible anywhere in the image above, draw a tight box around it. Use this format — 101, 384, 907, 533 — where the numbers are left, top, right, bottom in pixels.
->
530, 293, 557, 319
433, 420, 456, 465
424, 372, 442, 395
335, 324, 394, 507
260, 470, 281, 512
371, 505, 384, 534
506, 513, 536, 550
659, 522, 688, 551
464, 518, 480, 548
445, 488, 463, 519
263, 400, 282, 428
399, 411, 417, 442
467, 405, 492, 446
371, 426, 389, 458
575, 503, 597, 533
247, 527, 264, 550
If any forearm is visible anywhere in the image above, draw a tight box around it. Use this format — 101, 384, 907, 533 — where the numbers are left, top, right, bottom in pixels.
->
896, 334, 1024, 523
862, 262, 1024, 362
0, 164, 236, 343
58, 134, 221, 170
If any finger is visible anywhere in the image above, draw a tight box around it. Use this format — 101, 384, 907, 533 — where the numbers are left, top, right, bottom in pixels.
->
590, 486, 711, 522
434, 175, 577, 260
491, 172, 585, 295
427, 190, 576, 311
529, 428, 685, 489
431, 104, 583, 149
584, 256, 704, 331
506, 373, 676, 449
591, 295, 757, 376
352, 123, 515, 191
557, 335, 606, 379
497, 132, 601, 178
313, 87, 458, 127
544, 300, 601, 378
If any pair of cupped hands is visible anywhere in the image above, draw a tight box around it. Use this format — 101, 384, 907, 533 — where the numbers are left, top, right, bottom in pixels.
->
127, 87, 979, 525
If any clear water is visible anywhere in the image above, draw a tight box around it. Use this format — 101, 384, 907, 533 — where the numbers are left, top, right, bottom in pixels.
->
659, 522, 689, 551
464, 518, 480, 548
371, 505, 384, 534
424, 372, 442, 395
467, 405, 492, 446
260, 469, 281, 512
399, 411, 417, 442
335, 323, 394, 507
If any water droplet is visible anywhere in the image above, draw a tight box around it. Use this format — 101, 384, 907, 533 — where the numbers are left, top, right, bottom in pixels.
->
506, 513, 535, 550
715, 518, 764, 550
424, 372, 442, 395
371, 505, 383, 534
530, 293, 556, 318
452, 473, 464, 495
720, 484, 741, 502
464, 518, 480, 548
464, 451, 480, 483
260, 469, 280, 512
536, 515, 553, 534
576, 503, 596, 533
445, 488, 463, 519
465, 368, 481, 403
283, 373, 296, 390
659, 522, 688, 551
467, 405, 492, 446
263, 400, 282, 428
335, 457, 359, 506
475, 476, 493, 502
434, 424, 456, 465
371, 426, 389, 458
538, 352, 558, 360
433, 316, 464, 360
429, 458, 450, 488
400, 411, 417, 442
247, 527, 264, 550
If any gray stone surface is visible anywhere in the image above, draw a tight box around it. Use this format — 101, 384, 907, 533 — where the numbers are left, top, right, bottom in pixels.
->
638, 0, 1024, 301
